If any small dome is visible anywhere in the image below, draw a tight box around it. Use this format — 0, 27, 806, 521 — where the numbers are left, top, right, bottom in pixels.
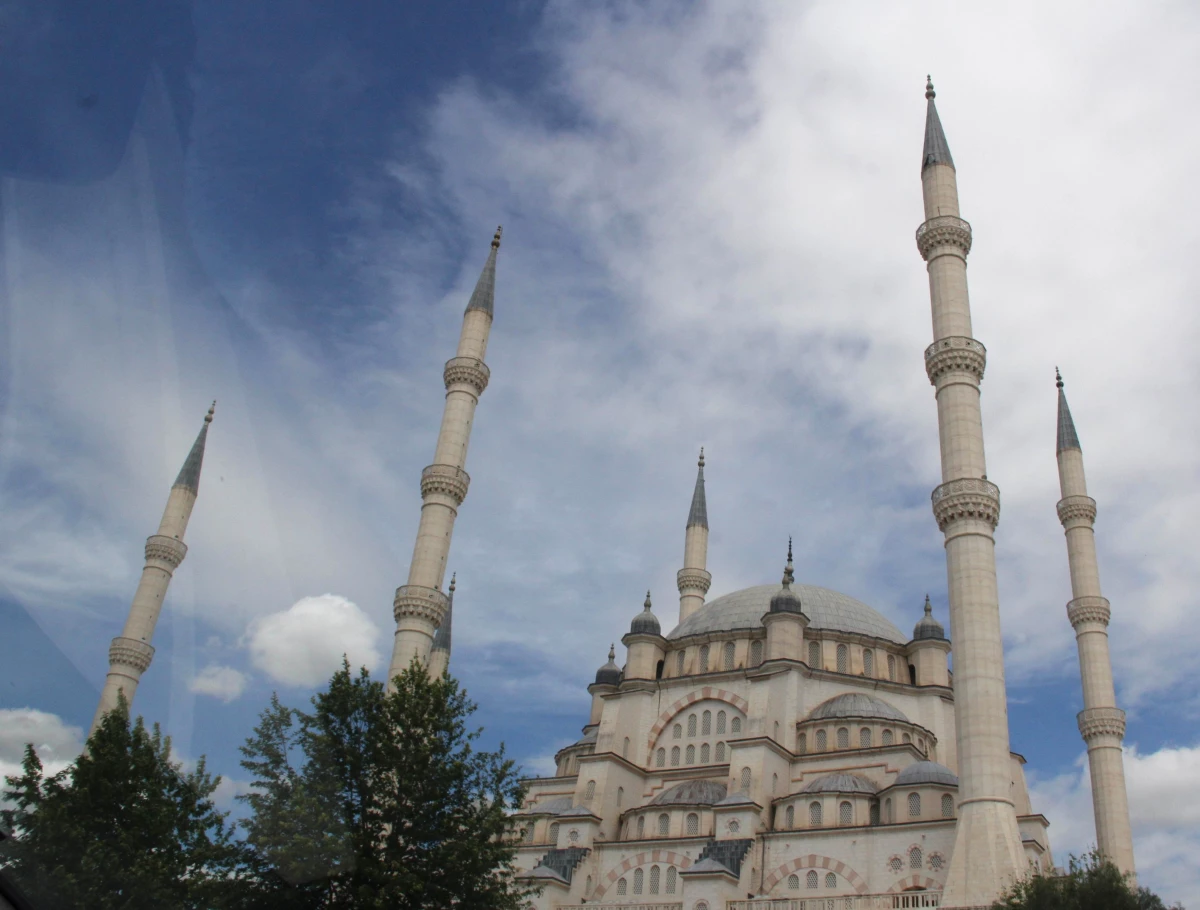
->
769, 541, 804, 615
807, 693, 909, 722
630, 591, 661, 636
649, 780, 728, 806
894, 761, 958, 787
801, 773, 878, 795
532, 796, 575, 815
594, 644, 621, 686
913, 595, 946, 641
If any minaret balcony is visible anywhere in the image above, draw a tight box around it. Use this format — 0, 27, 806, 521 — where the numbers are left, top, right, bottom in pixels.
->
1057, 494, 1097, 527
931, 477, 1000, 531
916, 214, 972, 260
924, 336, 986, 386
144, 534, 188, 572
393, 584, 450, 626
109, 636, 155, 674
1067, 595, 1111, 630
443, 356, 490, 396
1078, 706, 1126, 741
677, 567, 712, 595
421, 463, 471, 504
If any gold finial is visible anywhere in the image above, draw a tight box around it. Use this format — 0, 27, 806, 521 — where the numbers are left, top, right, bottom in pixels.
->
925, 75, 935, 100
1055, 367, 1064, 389
492, 225, 503, 249
204, 401, 216, 424
698, 446, 705, 468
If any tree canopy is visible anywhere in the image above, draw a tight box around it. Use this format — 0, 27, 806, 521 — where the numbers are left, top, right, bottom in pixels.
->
992, 852, 1184, 910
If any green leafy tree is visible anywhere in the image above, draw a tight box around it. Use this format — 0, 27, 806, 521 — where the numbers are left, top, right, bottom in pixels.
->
993, 852, 1184, 910
239, 660, 532, 909
0, 698, 246, 910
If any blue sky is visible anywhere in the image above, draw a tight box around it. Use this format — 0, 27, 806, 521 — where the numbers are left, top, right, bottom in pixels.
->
2, 1, 1199, 905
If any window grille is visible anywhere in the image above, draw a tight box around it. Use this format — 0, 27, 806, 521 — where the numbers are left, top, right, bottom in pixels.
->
700, 743, 710, 763
716, 710, 726, 733
730, 716, 742, 733
656, 748, 665, 767
670, 746, 679, 766
882, 729, 894, 745
908, 792, 921, 817
888, 654, 897, 680
836, 727, 849, 749
617, 878, 627, 895
941, 793, 954, 817
723, 641, 735, 670
930, 853, 944, 871
686, 745, 695, 764
702, 710, 711, 734
869, 803, 880, 826
798, 732, 807, 753
885, 798, 892, 822
637, 816, 645, 838
585, 875, 592, 894
785, 805, 795, 829
522, 826, 532, 844
816, 729, 827, 751
809, 801, 822, 825
699, 645, 709, 672
750, 640, 763, 664
649, 865, 660, 894
677, 651, 685, 675
909, 846, 922, 869
809, 641, 821, 667
839, 801, 852, 825
863, 649, 874, 676
688, 714, 697, 737
860, 727, 873, 748
715, 742, 725, 762
686, 813, 699, 835
673, 724, 682, 739
633, 868, 643, 894
666, 867, 676, 893
549, 823, 559, 843
584, 780, 595, 800
788, 874, 799, 890
837, 644, 849, 673
807, 870, 819, 889
889, 856, 902, 872
826, 873, 837, 888
658, 813, 669, 835
740, 767, 751, 791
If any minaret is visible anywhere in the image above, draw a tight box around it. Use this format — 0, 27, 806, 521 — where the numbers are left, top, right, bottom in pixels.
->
428, 573, 455, 678
915, 79, 1024, 905
388, 228, 500, 684
676, 448, 711, 622
90, 403, 214, 736
1055, 370, 1136, 879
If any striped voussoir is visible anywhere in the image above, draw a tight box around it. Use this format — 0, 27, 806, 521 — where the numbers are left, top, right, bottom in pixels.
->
763, 854, 869, 894
591, 850, 692, 899
645, 687, 751, 757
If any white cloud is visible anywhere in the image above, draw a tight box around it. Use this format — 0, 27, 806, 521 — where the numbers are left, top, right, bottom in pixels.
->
189, 665, 249, 703
0, 708, 84, 790
245, 594, 381, 688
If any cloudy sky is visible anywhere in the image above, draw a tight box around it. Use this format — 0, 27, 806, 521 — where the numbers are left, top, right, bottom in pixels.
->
1, 0, 1198, 903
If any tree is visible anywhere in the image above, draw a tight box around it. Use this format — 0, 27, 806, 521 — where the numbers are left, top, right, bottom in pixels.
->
993, 852, 1184, 910
239, 661, 532, 909
0, 698, 246, 910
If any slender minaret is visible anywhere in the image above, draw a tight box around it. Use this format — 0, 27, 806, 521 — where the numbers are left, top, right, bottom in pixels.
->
90, 403, 214, 736
676, 448, 711, 622
428, 573, 455, 678
1055, 370, 1136, 879
916, 79, 1024, 906
389, 228, 500, 683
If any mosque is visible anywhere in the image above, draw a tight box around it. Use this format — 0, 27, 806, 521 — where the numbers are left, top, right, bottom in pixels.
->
91, 83, 1136, 909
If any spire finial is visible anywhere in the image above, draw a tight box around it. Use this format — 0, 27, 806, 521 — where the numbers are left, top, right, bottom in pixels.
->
205, 401, 216, 424
1056, 368, 1081, 453
644, 591, 652, 611
466, 228, 501, 315
924, 593, 933, 616
686, 449, 709, 530
925, 75, 935, 100
698, 446, 704, 468
1055, 366, 1064, 389
921, 76, 954, 171
492, 225, 502, 249
782, 538, 795, 587
449, 572, 456, 593
608, 643, 616, 662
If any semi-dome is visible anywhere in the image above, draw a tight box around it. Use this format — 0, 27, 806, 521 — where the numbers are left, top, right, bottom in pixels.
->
670, 584, 905, 644
630, 591, 661, 636
649, 780, 728, 806
594, 645, 621, 686
801, 773, 878, 795
912, 595, 946, 641
894, 761, 958, 787
806, 693, 909, 722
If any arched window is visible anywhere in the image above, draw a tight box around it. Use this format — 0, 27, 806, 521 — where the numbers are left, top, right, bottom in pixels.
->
918, 737, 926, 753
686, 813, 699, 835
809, 801, 823, 825
836, 644, 849, 673
730, 716, 742, 733
908, 792, 921, 817
637, 816, 645, 838
549, 822, 560, 843
809, 641, 821, 667
860, 727, 873, 748
839, 801, 852, 825
666, 867, 677, 893
941, 793, 954, 817
633, 868, 643, 894
687, 714, 697, 737
903, 732, 912, 744
649, 865, 660, 894
584, 780, 596, 801
522, 826, 533, 844
798, 732, 807, 754
676, 650, 685, 675
685, 745, 695, 764
716, 710, 727, 733
740, 767, 751, 792
702, 710, 712, 734
771, 772, 778, 794
887, 654, 897, 680
863, 649, 874, 676
751, 640, 764, 665
699, 645, 710, 672
788, 874, 799, 890
723, 641, 735, 670
882, 729, 894, 746
909, 664, 917, 685
826, 872, 837, 888
617, 787, 624, 807
623, 737, 630, 758
617, 878, 627, 895
909, 846, 923, 869
930, 853, 944, 871
807, 870, 819, 889
670, 746, 680, 766
700, 743, 710, 763
656, 748, 665, 767
773, 721, 780, 742
585, 874, 592, 894
673, 723, 682, 740
715, 742, 725, 762
815, 729, 827, 751
885, 797, 892, 823
836, 727, 849, 749
657, 813, 669, 835
785, 805, 795, 829
869, 803, 880, 826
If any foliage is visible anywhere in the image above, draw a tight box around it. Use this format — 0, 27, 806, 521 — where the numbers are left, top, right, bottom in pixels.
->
0, 697, 245, 910
238, 660, 532, 909
993, 852, 1184, 910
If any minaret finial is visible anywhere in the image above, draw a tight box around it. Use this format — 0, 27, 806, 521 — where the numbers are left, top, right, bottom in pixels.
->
924, 593, 933, 616
644, 591, 652, 611
1056, 369, 1081, 453
926, 75, 935, 100
782, 538, 794, 587
205, 401, 216, 423
608, 643, 616, 661
686, 448, 708, 530
466, 227, 501, 315
449, 572, 456, 593
1055, 366, 1064, 389
921, 76, 955, 171
698, 446, 704, 468
173, 402, 216, 494
492, 225, 502, 249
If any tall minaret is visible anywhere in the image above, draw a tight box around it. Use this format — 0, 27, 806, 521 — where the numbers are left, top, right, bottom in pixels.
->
428, 573, 455, 678
676, 448, 711, 622
90, 403, 214, 736
388, 228, 500, 683
916, 79, 1024, 906
1055, 370, 1136, 879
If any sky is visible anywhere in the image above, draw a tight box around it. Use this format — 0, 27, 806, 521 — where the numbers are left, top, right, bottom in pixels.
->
1, 0, 1199, 904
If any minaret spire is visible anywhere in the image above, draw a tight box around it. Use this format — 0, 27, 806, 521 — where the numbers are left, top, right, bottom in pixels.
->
677, 448, 712, 622
915, 82, 1025, 906
1054, 372, 1136, 879
90, 403, 215, 736
388, 229, 500, 685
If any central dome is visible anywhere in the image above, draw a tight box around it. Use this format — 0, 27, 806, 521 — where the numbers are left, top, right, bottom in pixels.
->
669, 584, 906, 644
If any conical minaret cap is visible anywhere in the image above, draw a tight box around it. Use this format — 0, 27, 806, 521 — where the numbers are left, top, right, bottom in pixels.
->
630, 590, 661, 636
921, 77, 955, 172
686, 447, 708, 529
1055, 368, 1082, 454
173, 402, 215, 494
465, 226, 502, 316
594, 643, 622, 686
432, 573, 455, 653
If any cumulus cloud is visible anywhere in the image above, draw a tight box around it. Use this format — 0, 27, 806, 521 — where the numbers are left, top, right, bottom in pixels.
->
245, 594, 381, 688
0, 708, 84, 787
189, 665, 249, 703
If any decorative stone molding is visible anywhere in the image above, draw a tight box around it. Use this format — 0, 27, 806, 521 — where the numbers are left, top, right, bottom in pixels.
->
393, 584, 449, 626
443, 356, 490, 396
420, 463, 470, 504
144, 535, 188, 571
592, 850, 693, 899
1078, 706, 1126, 741
1067, 595, 1111, 629
1057, 495, 1097, 527
916, 215, 972, 260
763, 854, 870, 895
931, 477, 1001, 531
924, 336, 986, 385
109, 636, 155, 674
676, 567, 712, 595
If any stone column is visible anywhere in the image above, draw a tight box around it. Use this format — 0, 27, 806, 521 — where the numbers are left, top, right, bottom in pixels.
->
677, 449, 711, 622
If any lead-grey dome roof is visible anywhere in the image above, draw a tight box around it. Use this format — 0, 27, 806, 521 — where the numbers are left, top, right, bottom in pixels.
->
532, 796, 574, 815
669, 585, 905, 644
807, 693, 909, 722
894, 761, 958, 787
649, 780, 728, 806
800, 773, 878, 795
